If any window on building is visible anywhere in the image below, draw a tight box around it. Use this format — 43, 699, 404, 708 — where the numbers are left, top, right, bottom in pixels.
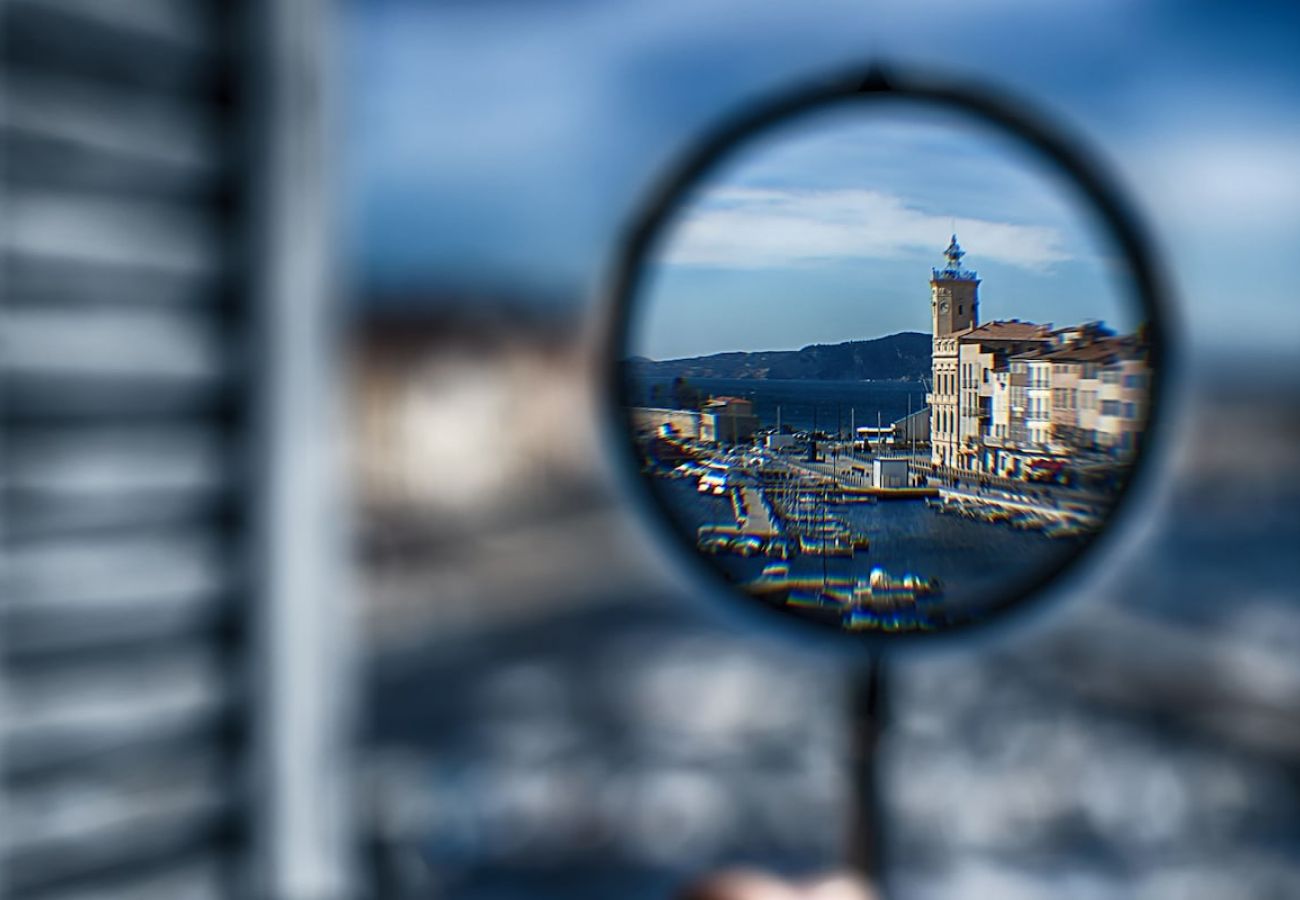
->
1102, 399, 1122, 416
1124, 373, 1146, 388
1124, 401, 1136, 418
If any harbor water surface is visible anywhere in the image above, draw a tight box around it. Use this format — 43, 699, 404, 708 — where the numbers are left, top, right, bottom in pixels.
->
653, 477, 1075, 622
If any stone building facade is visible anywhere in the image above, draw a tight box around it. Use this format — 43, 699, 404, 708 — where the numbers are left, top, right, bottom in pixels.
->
928, 235, 979, 470
924, 238, 1150, 478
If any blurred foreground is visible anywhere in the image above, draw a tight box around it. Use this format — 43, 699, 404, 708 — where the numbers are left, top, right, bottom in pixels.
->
354, 322, 1300, 899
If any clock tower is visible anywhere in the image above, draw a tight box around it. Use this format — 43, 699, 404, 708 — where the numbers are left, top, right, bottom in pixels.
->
931, 234, 979, 336
929, 235, 979, 471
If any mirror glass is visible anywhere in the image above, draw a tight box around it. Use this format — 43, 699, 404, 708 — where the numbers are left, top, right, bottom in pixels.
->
613, 94, 1160, 637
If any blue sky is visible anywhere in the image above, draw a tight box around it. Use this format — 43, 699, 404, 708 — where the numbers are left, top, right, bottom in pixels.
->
343, 0, 1300, 356
631, 103, 1135, 359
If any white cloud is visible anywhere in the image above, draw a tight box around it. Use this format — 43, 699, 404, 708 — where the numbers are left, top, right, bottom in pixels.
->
660, 187, 1071, 271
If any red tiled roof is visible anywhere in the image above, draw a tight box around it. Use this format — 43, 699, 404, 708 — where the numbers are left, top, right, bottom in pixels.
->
1044, 335, 1147, 363
1012, 335, 1148, 363
958, 319, 1051, 342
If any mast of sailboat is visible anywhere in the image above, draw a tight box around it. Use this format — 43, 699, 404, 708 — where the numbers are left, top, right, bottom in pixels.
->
908, 391, 914, 458
821, 473, 829, 585
809, 405, 818, 464
835, 403, 841, 480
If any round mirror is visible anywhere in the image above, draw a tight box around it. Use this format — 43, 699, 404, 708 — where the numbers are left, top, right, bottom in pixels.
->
606, 72, 1167, 641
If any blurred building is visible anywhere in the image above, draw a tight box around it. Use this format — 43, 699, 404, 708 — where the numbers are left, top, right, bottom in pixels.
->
629, 396, 759, 445
631, 407, 704, 441
350, 317, 599, 529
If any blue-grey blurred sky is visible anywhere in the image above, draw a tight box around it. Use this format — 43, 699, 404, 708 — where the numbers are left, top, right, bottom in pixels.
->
343, 0, 1300, 354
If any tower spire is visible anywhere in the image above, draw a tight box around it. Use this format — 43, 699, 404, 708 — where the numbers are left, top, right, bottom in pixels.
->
933, 233, 977, 282
944, 234, 964, 270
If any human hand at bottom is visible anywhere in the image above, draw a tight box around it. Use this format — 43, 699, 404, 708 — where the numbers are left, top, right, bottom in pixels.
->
677, 870, 878, 900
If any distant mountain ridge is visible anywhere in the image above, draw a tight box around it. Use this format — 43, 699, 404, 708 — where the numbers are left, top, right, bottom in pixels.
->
627, 331, 932, 382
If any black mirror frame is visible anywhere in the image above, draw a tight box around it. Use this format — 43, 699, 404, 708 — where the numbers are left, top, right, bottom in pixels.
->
600, 65, 1174, 650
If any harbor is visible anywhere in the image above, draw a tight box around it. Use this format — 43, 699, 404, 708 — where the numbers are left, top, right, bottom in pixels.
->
648, 433, 1084, 632
624, 237, 1142, 632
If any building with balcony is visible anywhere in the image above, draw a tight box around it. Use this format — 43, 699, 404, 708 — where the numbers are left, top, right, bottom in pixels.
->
924, 238, 1149, 478
957, 321, 1053, 470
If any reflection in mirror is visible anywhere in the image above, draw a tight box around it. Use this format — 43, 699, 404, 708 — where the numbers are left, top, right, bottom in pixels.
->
615, 100, 1157, 636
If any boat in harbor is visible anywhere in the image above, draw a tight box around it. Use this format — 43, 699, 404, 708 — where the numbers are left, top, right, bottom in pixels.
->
855, 566, 942, 602
697, 532, 733, 554
698, 467, 729, 495
798, 534, 853, 557
841, 567, 943, 631
744, 563, 941, 631
1042, 519, 1093, 539
697, 524, 790, 559
841, 604, 936, 631
729, 534, 765, 556
834, 492, 878, 505
765, 538, 793, 559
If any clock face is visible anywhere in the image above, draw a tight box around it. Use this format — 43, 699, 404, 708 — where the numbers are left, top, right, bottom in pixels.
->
940, 301, 950, 313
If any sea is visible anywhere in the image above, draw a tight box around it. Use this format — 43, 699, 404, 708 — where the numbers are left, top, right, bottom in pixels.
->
628, 376, 928, 434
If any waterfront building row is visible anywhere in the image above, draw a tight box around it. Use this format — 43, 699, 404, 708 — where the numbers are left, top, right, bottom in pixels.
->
927, 236, 1149, 477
